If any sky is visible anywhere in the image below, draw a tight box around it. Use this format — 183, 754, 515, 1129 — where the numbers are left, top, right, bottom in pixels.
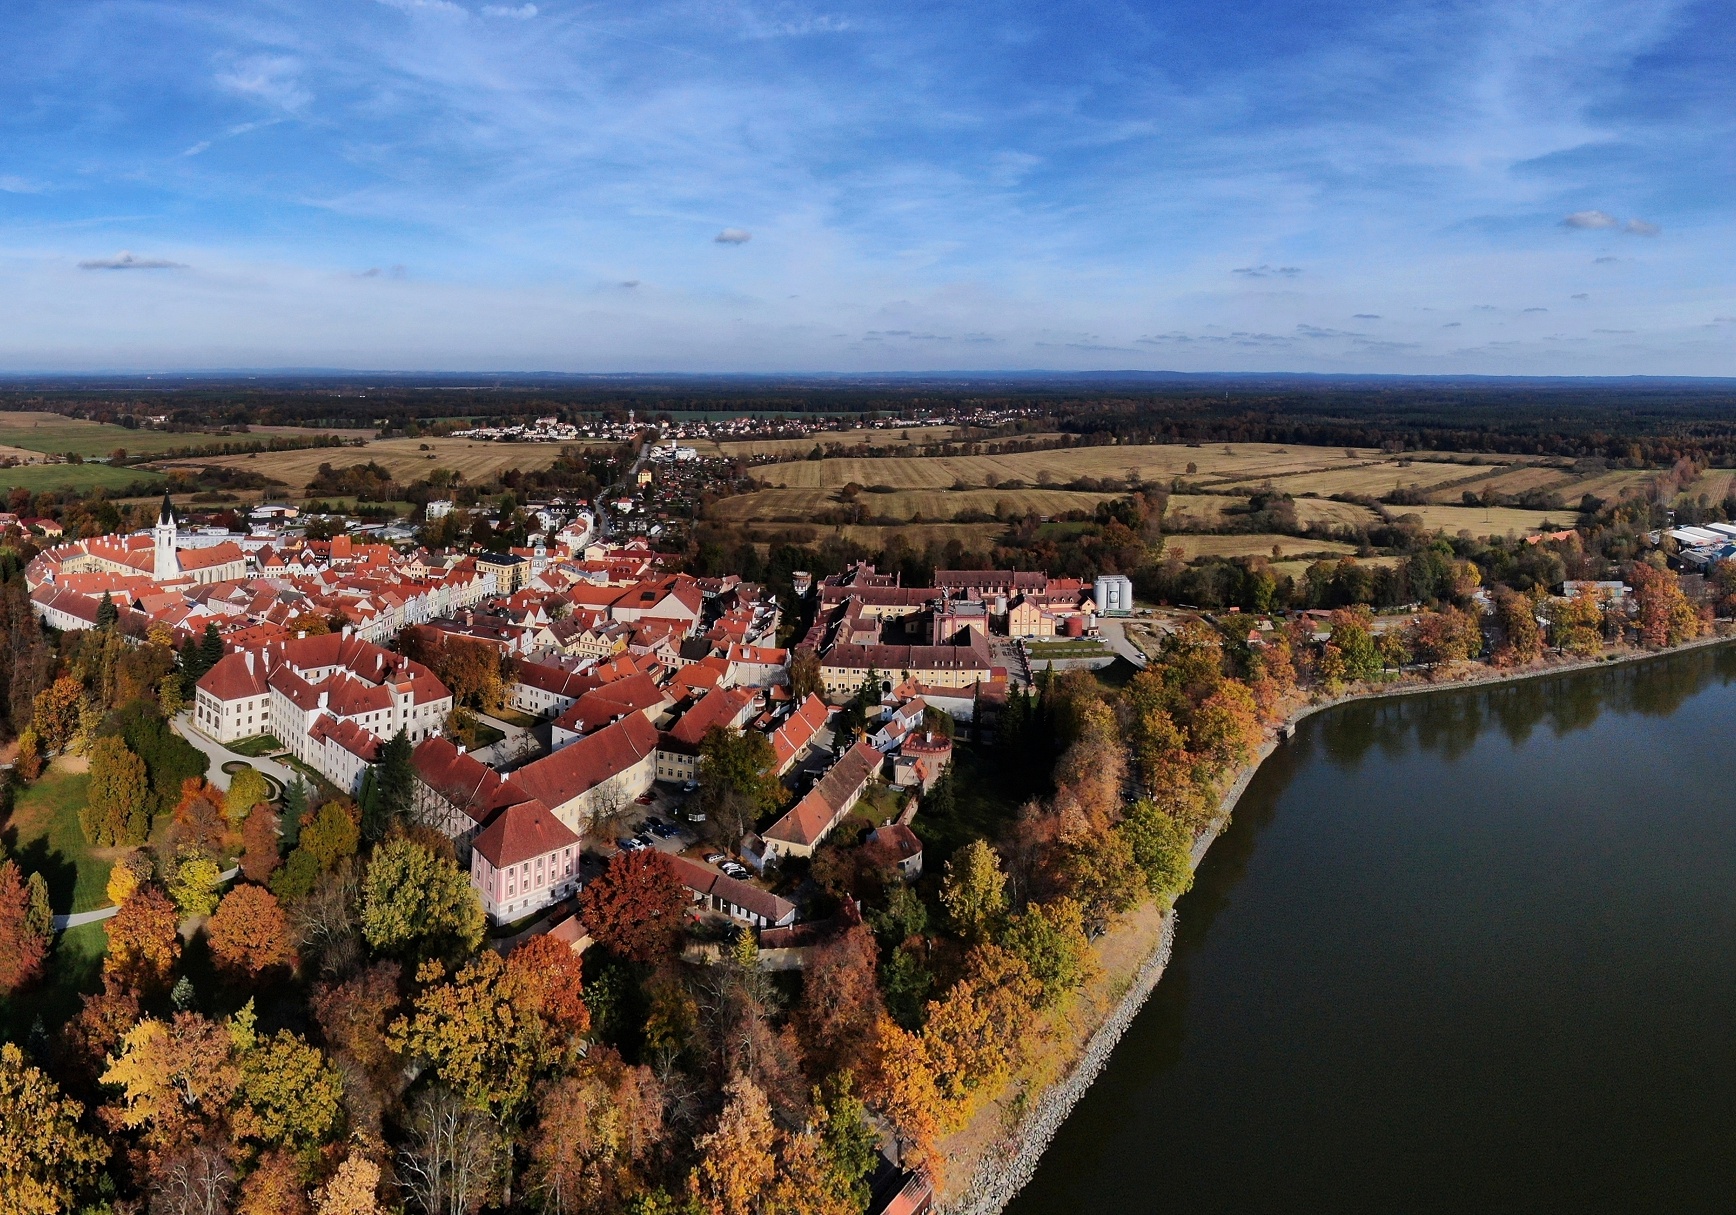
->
0, 0, 1732, 374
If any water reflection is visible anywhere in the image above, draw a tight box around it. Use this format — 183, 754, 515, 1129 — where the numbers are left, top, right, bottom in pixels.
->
1006, 642, 1736, 1215
1319, 645, 1736, 770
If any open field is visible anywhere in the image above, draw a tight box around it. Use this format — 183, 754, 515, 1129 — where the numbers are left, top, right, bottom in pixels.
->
711, 484, 1117, 523
1163, 494, 1381, 530
1214, 460, 1493, 499
1161, 534, 1362, 561
1390, 504, 1572, 535
694, 425, 972, 458
0, 411, 205, 458
1, 462, 166, 494
758, 443, 1397, 490
1686, 470, 1736, 503
154, 435, 584, 494
1569, 469, 1657, 501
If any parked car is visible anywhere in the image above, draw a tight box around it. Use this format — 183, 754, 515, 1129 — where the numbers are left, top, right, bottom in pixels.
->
634, 793, 655, 805
720, 862, 750, 880
616, 837, 647, 853
681, 780, 699, 794
704, 852, 727, 866
651, 821, 681, 838
685, 809, 707, 823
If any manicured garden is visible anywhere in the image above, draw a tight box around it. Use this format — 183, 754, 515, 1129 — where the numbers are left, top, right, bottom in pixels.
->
226, 733, 283, 757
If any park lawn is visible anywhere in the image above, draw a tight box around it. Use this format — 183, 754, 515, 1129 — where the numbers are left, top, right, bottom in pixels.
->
227, 734, 284, 757
0, 462, 166, 494
5, 766, 114, 913
0, 921, 109, 1040
490, 707, 541, 729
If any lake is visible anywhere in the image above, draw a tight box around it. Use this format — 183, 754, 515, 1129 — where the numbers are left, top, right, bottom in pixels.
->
1006, 645, 1736, 1215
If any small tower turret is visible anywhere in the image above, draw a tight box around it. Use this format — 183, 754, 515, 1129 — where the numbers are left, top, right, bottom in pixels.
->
153, 492, 180, 581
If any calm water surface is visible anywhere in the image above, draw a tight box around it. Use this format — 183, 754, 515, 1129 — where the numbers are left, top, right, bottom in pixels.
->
1007, 646, 1736, 1215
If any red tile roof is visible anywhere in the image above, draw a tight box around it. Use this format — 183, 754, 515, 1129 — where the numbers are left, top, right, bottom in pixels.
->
472, 798, 579, 868
764, 737, 880, 848
512, 712, 660, 813
410, 736, 529, 826
668, 855, 795, 925
554, 672, 667, 736
665, 686, 757, 751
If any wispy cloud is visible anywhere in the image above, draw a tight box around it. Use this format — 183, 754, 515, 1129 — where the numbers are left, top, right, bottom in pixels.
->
214, 55, 311, 112
714, 228, 752, 245
1563, 210, 1619, 230
377, 0, 466, 13
1353, 313, 1381, 319
1624, 218, 1660, 236
0, 176, 42, 194
181, 141, 212, 157
481, 3, 537, 17
78, 252, 188, 270
1232, 264, 1301, 278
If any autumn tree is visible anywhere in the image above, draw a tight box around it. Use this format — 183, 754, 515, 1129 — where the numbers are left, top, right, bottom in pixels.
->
167, 847, 223, 918
797, 924, 884, 1076
527, 1048, 665, 1215
83, 735, 151, 846
106, 849, 154, 906
1188, 683, 1263, 782
699, 726, 785, 830
0, 1043, 110, 1215
314, 1153, 386, 1215
208, 884, 297, 977
581, 849, 689, 962
241, 805, 282, 883
920, 944, 1040, 1113
864, 1016, 943, 1184
1631, 561, 1703, 648
312, 962, 402, 1077
30, 676, 81, 752
0, 860, 49, 994
105, 885, 181, 993
100, 1011, 240, 1150
224, 766, 273, 827
169, 777, 227, 856
1547, 587, 1605, 655
690, 1072, 778, 1215
1490, 587, 1544, 667
232, 1030, 345, 1150
940, 839, 1007, 943
1405, 606, 1483, 666
238, 1149, 312, 1215
999, 897, 1094, 1009
1120, 798, 1195, 900
788, 650, 822, 701
302, 801, 362, 869
360, 836, 485, 960
505, 934, 592, 1039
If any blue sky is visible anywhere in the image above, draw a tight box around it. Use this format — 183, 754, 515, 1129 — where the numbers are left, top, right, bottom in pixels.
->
1, 0, 1732, 373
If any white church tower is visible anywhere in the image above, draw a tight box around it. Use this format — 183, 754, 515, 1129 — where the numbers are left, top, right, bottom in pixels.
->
152, 492, 180, 581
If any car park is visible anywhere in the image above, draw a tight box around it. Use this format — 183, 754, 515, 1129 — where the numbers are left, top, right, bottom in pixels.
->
650, 821, 681, 838
704, 852, 727, 866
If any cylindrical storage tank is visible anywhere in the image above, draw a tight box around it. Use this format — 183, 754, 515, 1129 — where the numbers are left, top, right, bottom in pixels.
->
1065, 615, 1085, 637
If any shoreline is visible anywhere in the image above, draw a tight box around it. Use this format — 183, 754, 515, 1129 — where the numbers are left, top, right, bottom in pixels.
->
940, 630, 1736, 1215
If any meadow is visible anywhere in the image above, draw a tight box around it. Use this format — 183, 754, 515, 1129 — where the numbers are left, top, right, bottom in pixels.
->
0, 462, 166, 494
0, 411, 205, 458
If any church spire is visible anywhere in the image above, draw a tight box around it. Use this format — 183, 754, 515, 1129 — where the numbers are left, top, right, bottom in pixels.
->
157, 491, 175, 527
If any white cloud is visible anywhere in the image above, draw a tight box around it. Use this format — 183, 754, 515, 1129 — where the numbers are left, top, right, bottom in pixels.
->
714, 228, 752, 244
0, 176, 42, 194
214, 55, 312, 112
1232, 264, 1302, 277
481, 3, 537, 16
78, 252, 188, 270
1562, 210, 1619, 229
1624, 218, 1660, 236
377, 0, 467, 12
182, 141, 212, 157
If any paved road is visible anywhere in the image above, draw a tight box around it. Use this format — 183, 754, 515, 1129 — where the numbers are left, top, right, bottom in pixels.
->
172, 712, 299, 791
53, 867, 240, 931
1096, 616, 1152, 669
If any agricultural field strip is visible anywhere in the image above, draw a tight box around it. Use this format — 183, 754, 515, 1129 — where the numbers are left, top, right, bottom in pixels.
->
709, 486, 1118, 521
149, 436, 571, 492
0, 411, 205, 457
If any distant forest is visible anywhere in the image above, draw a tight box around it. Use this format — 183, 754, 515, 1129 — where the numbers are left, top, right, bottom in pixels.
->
8, 373, 1736, 464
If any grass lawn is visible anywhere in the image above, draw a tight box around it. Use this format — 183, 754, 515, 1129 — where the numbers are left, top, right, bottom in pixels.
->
0, 411, 201, 458
4, 766, 114, 913
471, 723, 506, 749
0, 462, 166, 494
227, 734, 283, 757
491, 707, 541, 729
0, 921, 108, 1040
1025, 641, 1113, 658
282, 756, 344, 804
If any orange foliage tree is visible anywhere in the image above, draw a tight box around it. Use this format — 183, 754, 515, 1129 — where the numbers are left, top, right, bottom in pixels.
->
580, 850, 688, 962
207, 885, 296, 978
0, 859, 49, 994
104, 886, 180, 994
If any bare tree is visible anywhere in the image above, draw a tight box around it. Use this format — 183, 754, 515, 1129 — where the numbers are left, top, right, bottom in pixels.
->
292, 859, 361, 979
587, 777, 633, 839
397, 1085, 504, 1215
150, 1140, 233, 1215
